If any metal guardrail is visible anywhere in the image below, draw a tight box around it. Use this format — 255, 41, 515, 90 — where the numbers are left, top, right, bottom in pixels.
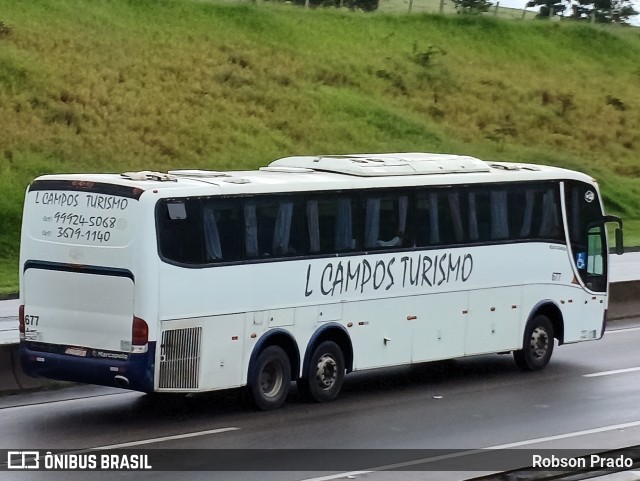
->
0, 298, 19, 346
0, 317, 18, 346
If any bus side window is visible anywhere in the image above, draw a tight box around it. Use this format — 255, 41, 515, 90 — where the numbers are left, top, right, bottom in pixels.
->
335, 198, 356, 251
539, 188, 562, 240
510, 188, 531, 238
245, 196, 302, 258
469, 188, 510, 242
306, 196, 359, 254
490, 189, 509, 240
468, 191, 491, 242
203, 200, 243, 262
415, 191, 442, 246
363, 193, 409, 250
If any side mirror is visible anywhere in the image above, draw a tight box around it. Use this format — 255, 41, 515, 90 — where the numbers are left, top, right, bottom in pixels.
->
602, 215, 624, 255
598, 215, 624, 255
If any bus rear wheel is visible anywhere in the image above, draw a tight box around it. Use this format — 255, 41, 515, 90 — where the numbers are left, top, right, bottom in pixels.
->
514, 314, 555, 371
249, 346, 291, 411
301, 341, 345, 403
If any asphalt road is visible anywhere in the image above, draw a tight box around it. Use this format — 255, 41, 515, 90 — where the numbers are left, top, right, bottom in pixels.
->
1, 318, 640, 481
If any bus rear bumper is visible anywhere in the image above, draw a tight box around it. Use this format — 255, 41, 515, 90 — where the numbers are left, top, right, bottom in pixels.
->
19, 341, 156, 393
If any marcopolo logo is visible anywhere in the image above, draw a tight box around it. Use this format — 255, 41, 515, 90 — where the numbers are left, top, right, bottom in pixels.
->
584, 190, 595, 203
7, 451, 40, 470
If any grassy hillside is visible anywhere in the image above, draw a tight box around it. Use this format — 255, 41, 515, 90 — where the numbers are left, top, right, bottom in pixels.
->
1, 0, 640, 293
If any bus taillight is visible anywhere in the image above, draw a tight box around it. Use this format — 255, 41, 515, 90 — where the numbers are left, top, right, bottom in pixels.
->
19, 304, 25, 339
132, 317, 148, 352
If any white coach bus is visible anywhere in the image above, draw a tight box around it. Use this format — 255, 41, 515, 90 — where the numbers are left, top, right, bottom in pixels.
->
19, 153, 623, 409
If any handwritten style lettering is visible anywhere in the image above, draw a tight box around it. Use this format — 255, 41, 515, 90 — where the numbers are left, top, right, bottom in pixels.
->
304, 253, 472, 297
35, 192, 129, 210
85, 194, 129, 210
35, 192, 79, 207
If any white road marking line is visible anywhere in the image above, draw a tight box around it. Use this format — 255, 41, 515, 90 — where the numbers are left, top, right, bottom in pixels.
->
299, 471, 372, 481
583, 367, 640, 378
90, 427, 239, 450
486, 420, 640, 448
606, 327, 640, 334
297, 420, 640, 481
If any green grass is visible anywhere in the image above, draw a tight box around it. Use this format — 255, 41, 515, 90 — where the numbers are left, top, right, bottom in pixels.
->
1, 0, 640, 293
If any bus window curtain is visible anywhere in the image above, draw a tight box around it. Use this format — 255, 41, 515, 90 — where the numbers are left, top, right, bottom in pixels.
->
307, 200, 320, 253
571, 187, 581, 241
519, 189, 535, 237
468, 193, 479, 242
272, 201, 293, 255
244, 202, 258, 258
490, 190, 509, 239
429, 193, 440, 244
335, 198, 353, 251
539, 189, 560, 238
448, 193, 464, 243
204, 206, 222, 260
364, 198, 381, 249
398, 196, 408, 236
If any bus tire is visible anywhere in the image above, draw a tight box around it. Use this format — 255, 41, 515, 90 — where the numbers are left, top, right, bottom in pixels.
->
514, 314, 555, 371
249, 345, 291, 411
305, 341, 345, 403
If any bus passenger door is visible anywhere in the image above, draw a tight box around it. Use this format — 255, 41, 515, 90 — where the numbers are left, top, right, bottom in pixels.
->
465, 287, 522, 355
564, 181, 609, 341
565, 224, 608, 341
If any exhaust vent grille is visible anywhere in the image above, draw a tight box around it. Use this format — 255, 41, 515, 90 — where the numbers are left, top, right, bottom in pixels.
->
158, 327, 202, 390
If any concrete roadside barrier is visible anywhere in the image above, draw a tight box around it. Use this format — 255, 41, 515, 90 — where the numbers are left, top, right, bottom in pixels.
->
0, 344, 47, 393
609, 281, 640, 320
9, 343, 47, 390
0, 345, 21, 393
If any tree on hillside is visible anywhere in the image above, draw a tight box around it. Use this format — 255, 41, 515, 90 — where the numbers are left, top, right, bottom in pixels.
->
526, 0, 567, 18
453, 0, 493, 14
529, 0, 638, 22
570, 0, 638, 24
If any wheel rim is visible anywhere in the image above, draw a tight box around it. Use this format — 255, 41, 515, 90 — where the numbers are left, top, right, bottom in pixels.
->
260, 360, 283, 399
314, 354, 337, 390
529, 326, 549, 359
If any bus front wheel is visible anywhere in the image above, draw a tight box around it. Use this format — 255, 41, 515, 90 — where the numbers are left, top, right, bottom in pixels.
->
249, 345, 291, 411
514, 314, 555, 371
301, 341, 345, 403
